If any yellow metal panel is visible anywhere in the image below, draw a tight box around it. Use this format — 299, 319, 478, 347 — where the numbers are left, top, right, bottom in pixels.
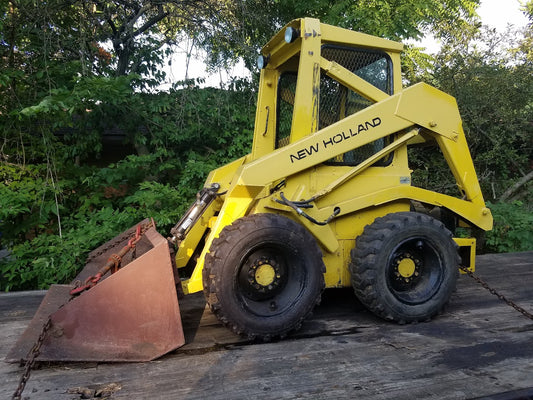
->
322, 240, 349, 288
290, 18, 322, 141
251, 68, 278, 160
390, 52, 403, 93
175, 199, 218, 267
240, 94, 412, 187
258, 197, 340, 253
261, 19, 301, 61
205, 156, 248, 188
320, 22, 403, 52
394, 139, 409, 167
267, 41, 301, 71
310, 129, 417, 201
454, 237, 476, 272
312, 169, 408, 210
435, 130, 486, 206
394, 83, 488, 208
176, 158, 248, 272
291, 209, 339, 253
182, 195, 254, 294
332, 201, 410, 239
395, 82, 460, 141
323, 201, 410, 288
263, 18, 403, 56
324, 185, 492, 231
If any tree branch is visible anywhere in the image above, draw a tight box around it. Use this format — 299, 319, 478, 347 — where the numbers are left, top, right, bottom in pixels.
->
499, 170, 533, 202
133, 9, 169, 38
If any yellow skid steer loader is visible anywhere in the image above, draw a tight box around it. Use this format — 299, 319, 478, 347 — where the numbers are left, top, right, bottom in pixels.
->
8, 18, 492, 362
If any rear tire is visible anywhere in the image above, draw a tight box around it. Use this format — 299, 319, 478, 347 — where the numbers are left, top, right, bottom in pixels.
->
203, 213, 325, 340
350, 212, 459, 323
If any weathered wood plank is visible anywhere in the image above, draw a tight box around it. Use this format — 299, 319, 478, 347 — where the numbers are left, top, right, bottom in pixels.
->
1, 251, 532, 400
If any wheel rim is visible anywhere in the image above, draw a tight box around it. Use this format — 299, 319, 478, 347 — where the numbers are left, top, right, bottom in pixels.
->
235, 242, 305, 317
386, 237, 444, 305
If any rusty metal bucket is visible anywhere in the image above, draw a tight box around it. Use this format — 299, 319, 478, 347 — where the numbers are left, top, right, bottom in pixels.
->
6, 221, 185, 362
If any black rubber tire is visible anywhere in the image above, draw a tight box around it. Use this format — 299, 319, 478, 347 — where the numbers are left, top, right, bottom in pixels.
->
350, 212, 459, 323
203, 213, 325, 340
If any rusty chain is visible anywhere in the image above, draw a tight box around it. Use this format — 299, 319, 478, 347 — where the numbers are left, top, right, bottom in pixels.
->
71, 220, 154, 296
460, 266, 533, 321
84, 219, 153, 264
12, 220, 155, 400
12, 317, 52, 400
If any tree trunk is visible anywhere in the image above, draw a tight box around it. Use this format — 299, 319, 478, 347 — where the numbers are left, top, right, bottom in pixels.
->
116, 47, 132, 76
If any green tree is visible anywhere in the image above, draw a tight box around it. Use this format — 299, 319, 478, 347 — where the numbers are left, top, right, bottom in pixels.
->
407, 3, 532, 253
202, 0, 481, 69
0, 1, 256, 290
431, 23, 533, 202
87, 1, 241, 82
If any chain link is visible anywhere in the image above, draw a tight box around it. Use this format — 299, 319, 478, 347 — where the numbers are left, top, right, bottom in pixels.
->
460, 266, 533, 321
12, 318, 52, 400
83, 219, 154, 264
85, 225, 142, 264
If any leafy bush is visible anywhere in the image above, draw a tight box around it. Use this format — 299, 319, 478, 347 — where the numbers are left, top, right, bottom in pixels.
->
1, 207, 141, 291
485, 201, 533, 253
1, 81, 255, 291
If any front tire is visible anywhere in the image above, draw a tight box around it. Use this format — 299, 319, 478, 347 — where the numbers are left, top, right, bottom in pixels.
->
350, 212, 459, 323
203, 213, 325, 340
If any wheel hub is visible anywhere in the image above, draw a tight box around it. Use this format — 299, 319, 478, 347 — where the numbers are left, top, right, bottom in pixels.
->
240, 256, 284, 300
398, 258, 416, 278
393, 253, 421, 283
255, 263, 276, 287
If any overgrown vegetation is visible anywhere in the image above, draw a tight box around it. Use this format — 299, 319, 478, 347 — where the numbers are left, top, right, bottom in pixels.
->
1, 81, 255, 290
1, 0, 532, 290
485, 201, 533, 253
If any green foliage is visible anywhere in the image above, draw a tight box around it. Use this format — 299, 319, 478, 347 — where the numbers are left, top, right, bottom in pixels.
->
16, 75, 143, 163
408, 147, 461, 196
206, 0, 481, 69
1, 206, 141, 291
485, 201, 533, 253
0, 163, 61, 243
1, 82, 255, 291
432, 25, 533, 202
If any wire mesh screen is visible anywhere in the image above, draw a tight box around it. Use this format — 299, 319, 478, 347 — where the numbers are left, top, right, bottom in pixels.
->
321, 46, 392, 165
276, 73, 297, 149
276, 46, 392, 166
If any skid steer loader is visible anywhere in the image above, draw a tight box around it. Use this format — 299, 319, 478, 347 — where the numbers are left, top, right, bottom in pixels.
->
8, 18, 492, 363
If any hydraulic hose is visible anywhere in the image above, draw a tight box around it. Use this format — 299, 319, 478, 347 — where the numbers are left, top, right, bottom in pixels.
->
275, 192, 340, 226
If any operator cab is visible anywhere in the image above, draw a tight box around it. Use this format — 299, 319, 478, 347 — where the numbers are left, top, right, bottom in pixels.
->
251, 18, 403, 162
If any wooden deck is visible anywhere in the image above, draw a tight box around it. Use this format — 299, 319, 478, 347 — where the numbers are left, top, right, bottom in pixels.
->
2, 251, 533, 400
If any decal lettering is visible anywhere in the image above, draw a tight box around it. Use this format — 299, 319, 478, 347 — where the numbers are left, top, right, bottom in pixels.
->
289, 142, 320, 163
289, 117, 382, 163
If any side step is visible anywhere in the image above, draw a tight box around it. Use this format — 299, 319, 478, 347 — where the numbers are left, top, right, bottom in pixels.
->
6, 224, 185, 362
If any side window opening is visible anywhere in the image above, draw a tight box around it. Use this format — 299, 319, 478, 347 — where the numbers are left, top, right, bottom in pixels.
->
320, 46, 393, 166
276, 73, 297, 149
275, 46, 393, 167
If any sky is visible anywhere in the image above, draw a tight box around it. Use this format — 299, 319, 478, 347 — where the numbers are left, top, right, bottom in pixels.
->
417, 0, 529, 53
160, 0, 530, 89
478, 0, 528, 30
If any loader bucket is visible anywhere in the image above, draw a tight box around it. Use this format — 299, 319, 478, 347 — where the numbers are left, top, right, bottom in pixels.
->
6, 222, 185, 362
